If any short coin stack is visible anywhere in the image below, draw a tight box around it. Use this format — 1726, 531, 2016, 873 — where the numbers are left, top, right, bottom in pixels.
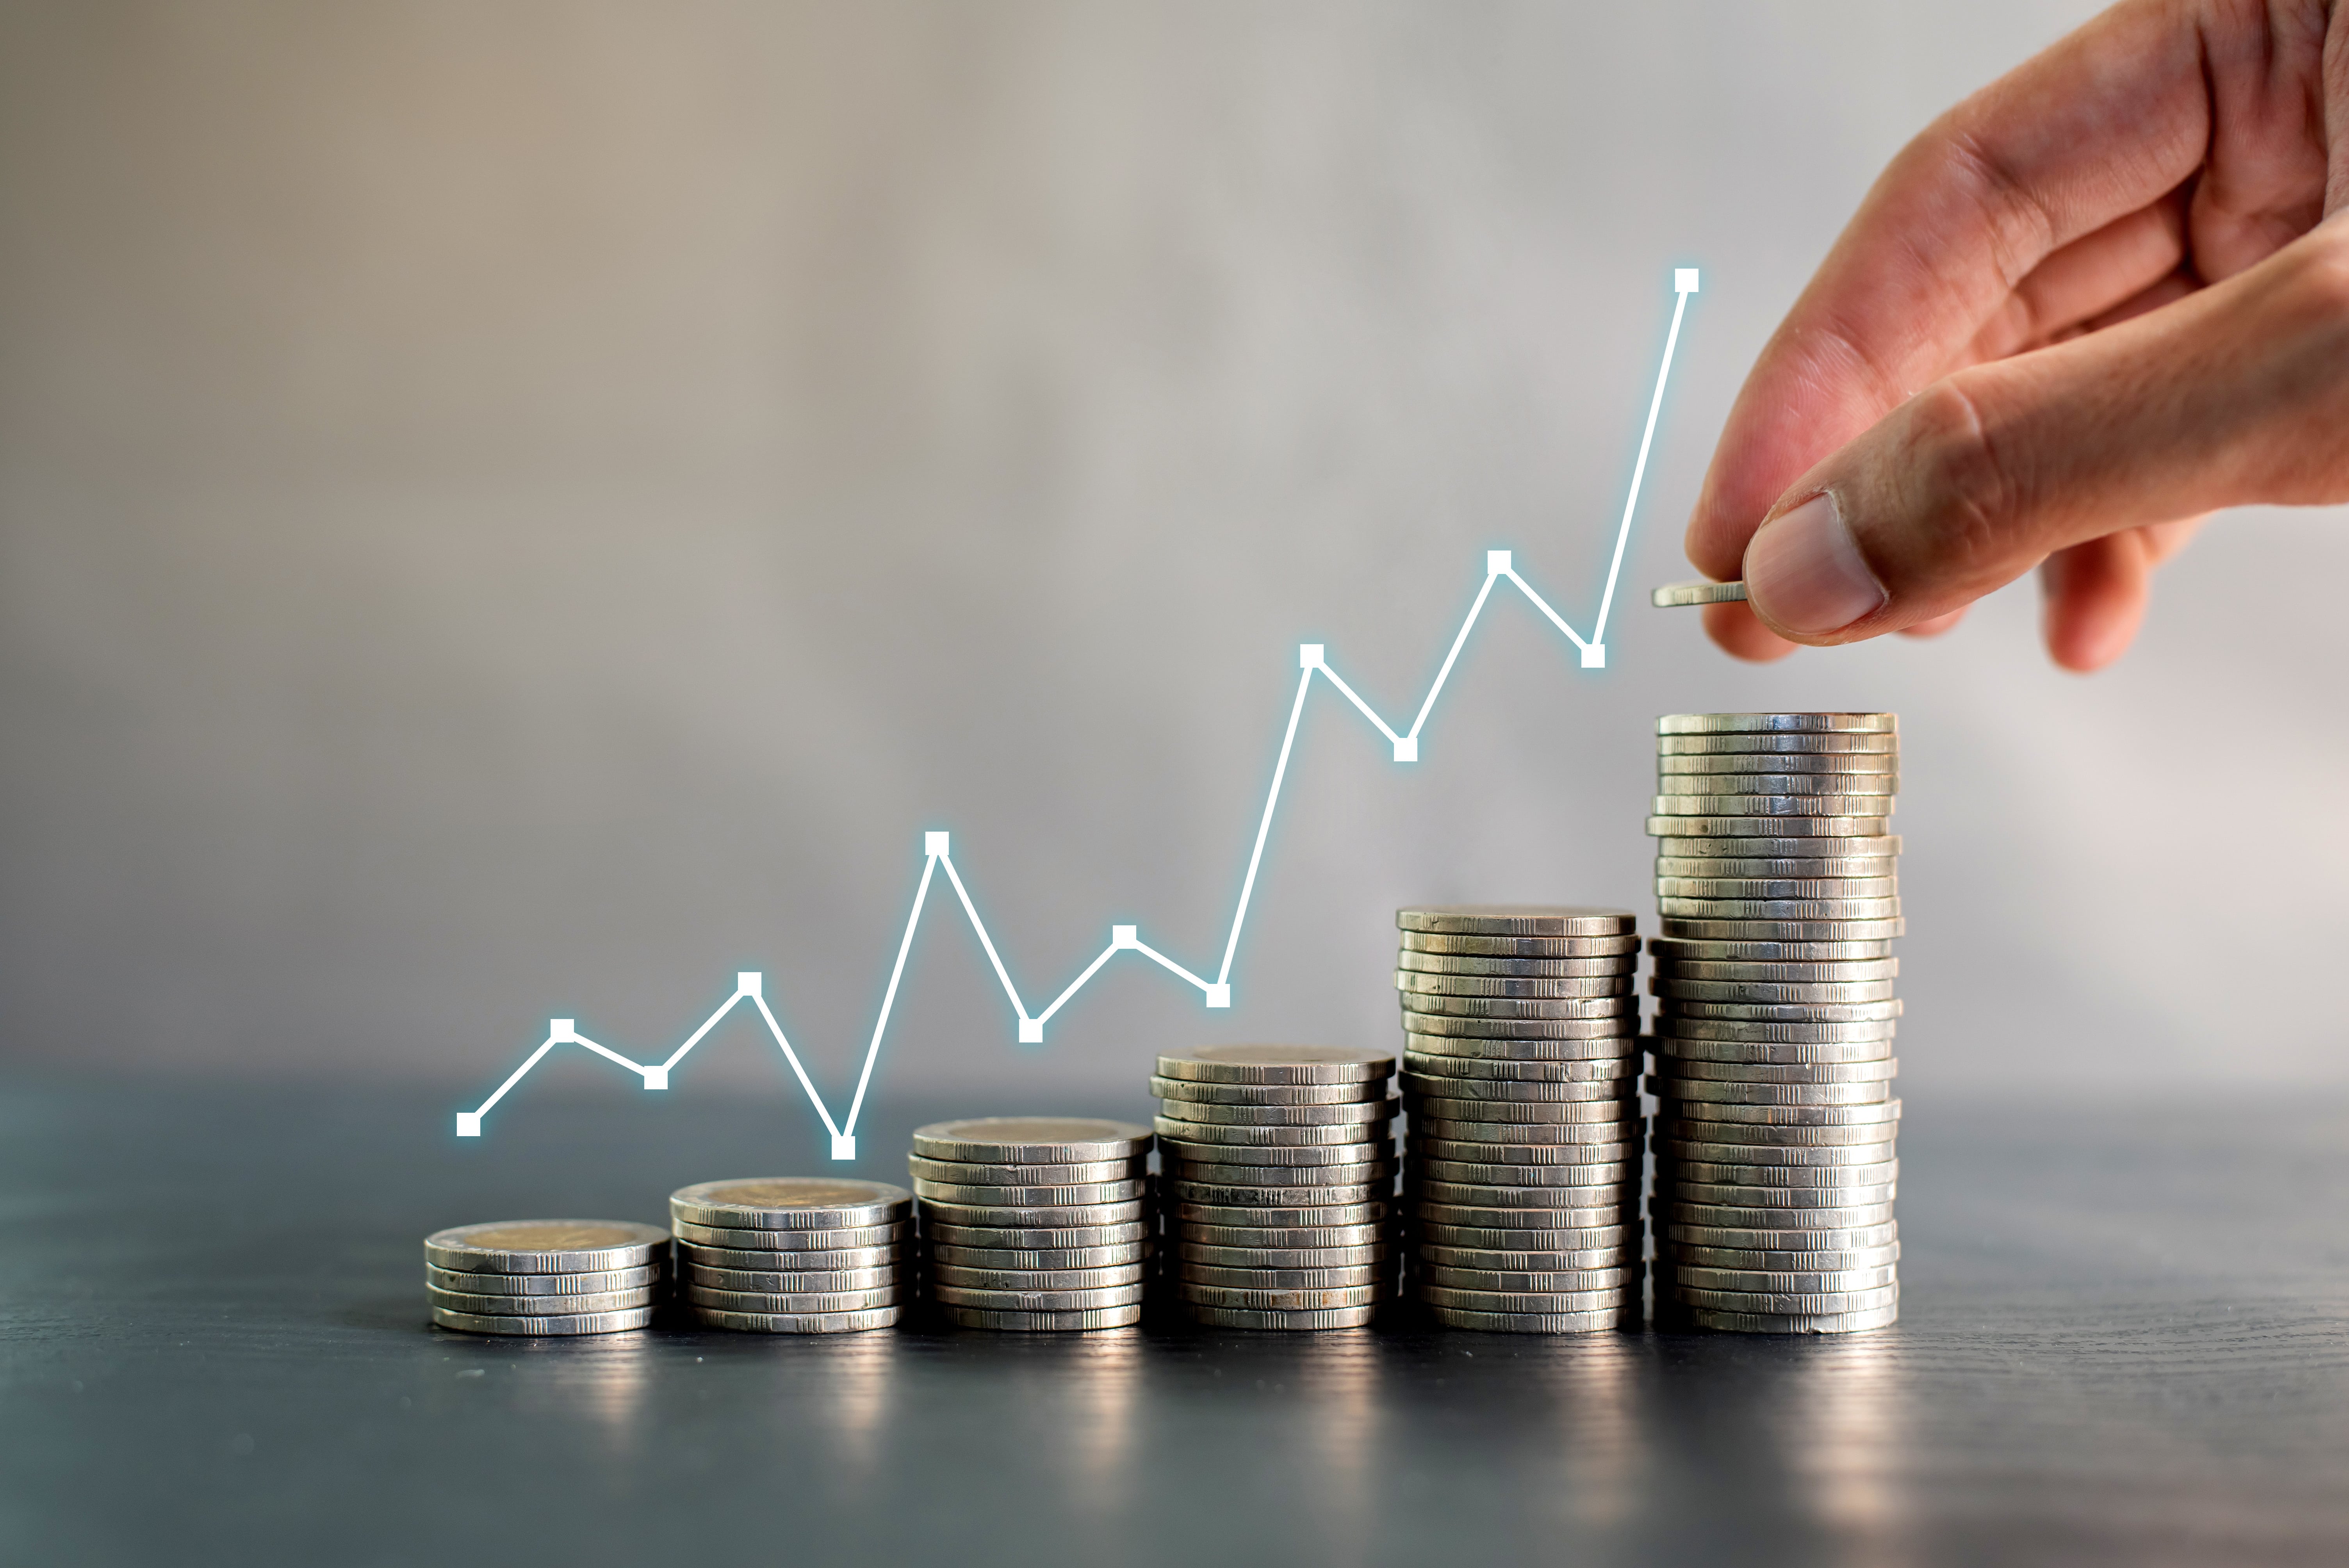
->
425, 1220, 669, 1335
912, 1117, 1153, 1330
1646, 712, 1902, 1334
670, 1178, 911, 1332
1153, 1045, 1400, 1329
1397, 907, 1645, 1332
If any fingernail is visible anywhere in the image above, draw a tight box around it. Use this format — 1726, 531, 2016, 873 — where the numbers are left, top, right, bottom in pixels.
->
1744, 493, 1886, 635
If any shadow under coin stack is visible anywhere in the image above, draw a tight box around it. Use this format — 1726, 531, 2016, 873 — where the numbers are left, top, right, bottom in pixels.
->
912, 1118, 1153, 1330
1396, 907, 1645, 1333
1647, 711, 1902, 1334
670, 1178, 911, 1332
1153, 1045, 1400, 1329
425, 1220, 669, 1335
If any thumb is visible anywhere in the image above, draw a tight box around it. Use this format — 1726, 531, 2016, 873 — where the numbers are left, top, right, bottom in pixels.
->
1741, 223, 2349, 645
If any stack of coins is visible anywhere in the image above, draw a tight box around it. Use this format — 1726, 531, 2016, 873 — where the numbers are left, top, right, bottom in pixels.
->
1646, 712, 1901, 1334
1153, 1045, 1400, 1329
911, 1118, 1153, 1331
670, 1178, 911, 1332
424, 1220, 669, 1335
1396, 907, 1645, 1332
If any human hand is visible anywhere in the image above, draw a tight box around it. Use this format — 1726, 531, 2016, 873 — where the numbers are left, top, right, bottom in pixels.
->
1686, 0, 2349, 670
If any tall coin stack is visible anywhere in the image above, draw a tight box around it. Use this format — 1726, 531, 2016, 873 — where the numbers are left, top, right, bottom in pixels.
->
1153, 1045, 1400, 1329
425, 1220, 669, 1335
670, 1178, 911, 1332
1646, 712, 1902, 1333
1397, 907, 1645, 1333
912, 1117, 1154, 1330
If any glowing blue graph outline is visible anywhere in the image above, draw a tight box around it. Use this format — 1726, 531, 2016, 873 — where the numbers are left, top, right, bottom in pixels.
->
458, 268, 1698, 1157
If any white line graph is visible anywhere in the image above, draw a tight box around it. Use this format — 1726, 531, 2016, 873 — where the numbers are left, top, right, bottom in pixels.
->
458, 269, 1699, 1157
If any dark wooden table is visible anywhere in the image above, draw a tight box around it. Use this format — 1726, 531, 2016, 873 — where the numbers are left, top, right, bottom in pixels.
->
5, 1075, 2344, 1566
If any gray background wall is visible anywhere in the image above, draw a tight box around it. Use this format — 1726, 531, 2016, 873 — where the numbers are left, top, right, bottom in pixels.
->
3, 1, 2342, 1149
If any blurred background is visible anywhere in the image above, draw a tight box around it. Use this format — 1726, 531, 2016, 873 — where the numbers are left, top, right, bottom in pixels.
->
2, 0, 2342, 1155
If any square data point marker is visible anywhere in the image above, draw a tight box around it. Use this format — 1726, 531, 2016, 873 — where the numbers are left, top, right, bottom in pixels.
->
1486, 550, 1511, 574
642, 1067, 668, 1091
1298, 643, 1323, 670
736, 972, 762, 997
1677, 269, 1700, 292
925, 831, 950, 856
1018, 1019, 1044, 1044
455, 1113, 481, 1137
1112, 925, 1138, 948
550, 1018, 575, 1041
1392, 736, 1418, 762
1580, 645, 1606, 669
1205, 984, 1231, 1009
829, 1133, 857, 1161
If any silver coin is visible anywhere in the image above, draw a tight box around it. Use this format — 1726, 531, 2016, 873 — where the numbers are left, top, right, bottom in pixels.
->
913, 1177, 1150, 1206
1413, 1182, 1639, 1213
1403, 1051, 1636, 1083
1413, 1200, 1636, 1230
1404, 1014, 1641, 1041
688, 1285, 899, 1313
1664, 1198, 1896, 1230
1184, 1304, 1379, 1329
1668, 1263, 1898, 1294
930, 1282, 1148, 1310
905, 1155, 1141, 1186
427, 1285, 655, 1317
1661, 916, 1905, 941
1665, 1240, 1901, 1271
910, 1117, 1153, 1164
1665, 1220, 1898, 1250
670, 1219, 907, 1251
1647, 817, 1893, 839
1415, 1137, 1635, 1166
1159, 1136, 1390, 1166
1651, 956, 1898, 981
1405, 1031, 1641, 1060
1402, 993, 1639, 1021
1656, 861, 1898, 888
1658, 731, 1898, 755
1396, 951, 1640, 978
1148, 1074, 1379, 1106
690, 1306, 900, 1334
1399, 932, 1641, 958
1155, 1044, 1395, 1085
1651, 793, 1897, 819
1647, 835, 1901, 861
668, 1180, 911, 1232
1415, 1244, 1637, 1272
1170, 1181, 1389, 1210
1653, 1035, 1896, 1064
1659, 999, 1902, 1024
1650, 1077, 1892, 1107
1420, 1265, 1639, 1293
683, 1264, 899, 1293
424, 1263, 660, 1296
1410, 1119, 1639, 1146
1662, 1176, 1896, 1210
1659, 1159, 1897, 1189
1671, 1283, 1900, 1315
1654, 1137, 1896, 1167
1659, 752, 1898, 776
424, 1219, 671, 1276
918, 1220, 1149, 1250
1180, 1243, 1390, 1269
914, 1198, 1145, 1228
925, 1242, 1149, 1270
1655, 1018, 1898, 1043
1659, 713, 1895, 736
1166, 1154, 1394, 1183
1398, 906, 1637, 937
1658, 1117, 1897, 1147
1397, 971, 1636, 1000
1657, 882, 1897, 909
1183, 1225, 1389, 1251
1153, 1114, 1393, 1147
1425, 1305, 1632, 1333
1674, 1302, 1899, 1334
1420, 1159, 1636, 1187
1417, 1285, 1633, 1314
1650, 938, 1896, 966
1416, 1222, 1639, 1251
1178, 1263, 1393, 1290
1402, 1072, 1631, 1102
1655, 1054, 1902, 1082
1178, 1282, 1390, 1310
1408, 1099, 1639, 1128
1156, 1096, 1395, 1127
940, 1304, 1142, 1331
1656, 774, 1897, 800
1666, 1098, 1902, 1127
431, 1306, 654, 1336
1650, 579, 1748, 606
927, 1263, 1145, 1292
1176, 1201, 1388, 1229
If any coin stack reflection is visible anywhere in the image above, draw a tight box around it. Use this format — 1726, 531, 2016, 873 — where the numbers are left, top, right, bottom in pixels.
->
1154, 1045, 1400, 1329
913, 1118, 1154, 1330
670, 1178, 911, 1332
425, 1220, 670, 1335
1646, 712, 1901, 1333
1397, 907, 1645, 1332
